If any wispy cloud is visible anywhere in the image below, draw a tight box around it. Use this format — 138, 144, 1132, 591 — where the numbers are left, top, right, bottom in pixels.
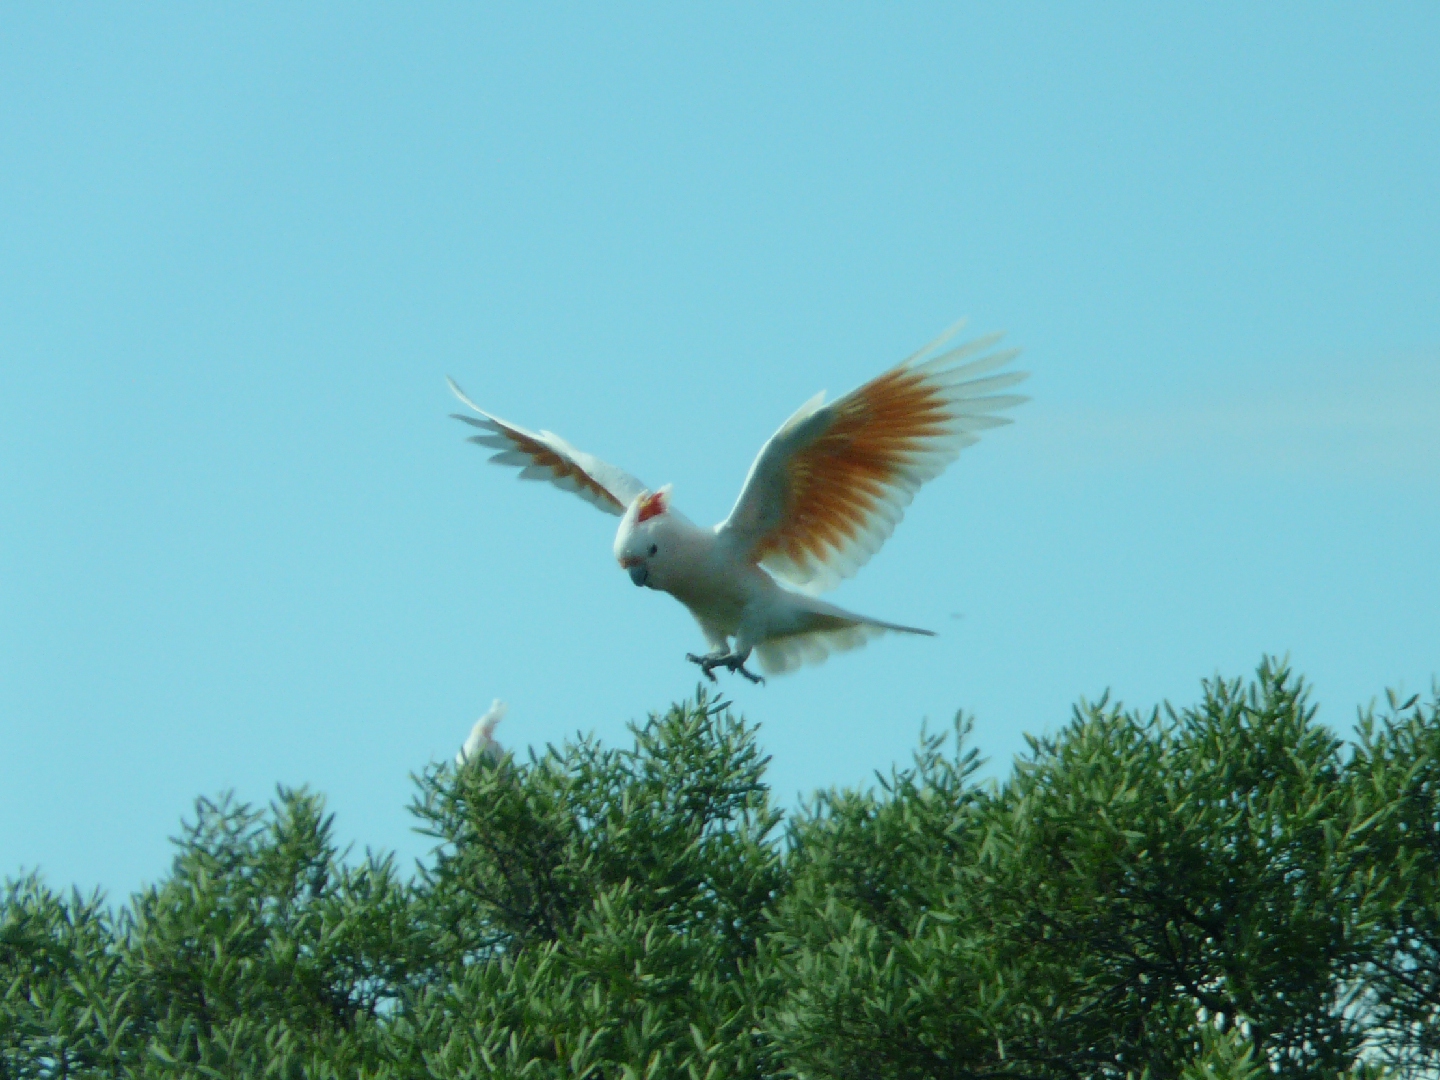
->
1020, 350, 1440, 482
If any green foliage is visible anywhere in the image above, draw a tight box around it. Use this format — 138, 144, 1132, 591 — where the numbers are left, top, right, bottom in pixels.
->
974, 660, 1373, 1075
766, 718, 1001, 1078
1, 876, 120, 1077
398, 690, 784, 1078
1178, 1027, 1265, 1080
116, 789, 419, 1076
4, 666, 1438, 1078
1350, 689, 1440, 1072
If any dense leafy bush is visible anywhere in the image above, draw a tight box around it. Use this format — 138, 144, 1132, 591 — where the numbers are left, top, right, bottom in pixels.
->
4, 661, 1437, 1078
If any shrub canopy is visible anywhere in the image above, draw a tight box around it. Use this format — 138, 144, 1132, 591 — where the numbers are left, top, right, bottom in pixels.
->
4, 659, 1437, 1078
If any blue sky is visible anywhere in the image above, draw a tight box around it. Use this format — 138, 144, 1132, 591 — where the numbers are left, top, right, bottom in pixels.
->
3, 5, 1437, 900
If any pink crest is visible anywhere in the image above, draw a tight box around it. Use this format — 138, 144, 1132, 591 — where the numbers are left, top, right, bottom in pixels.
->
637, 488, 668, 524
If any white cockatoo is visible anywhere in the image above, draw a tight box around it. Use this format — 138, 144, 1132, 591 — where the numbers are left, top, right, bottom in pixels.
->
457, 699, 507, 765
448, 322, 1026, 683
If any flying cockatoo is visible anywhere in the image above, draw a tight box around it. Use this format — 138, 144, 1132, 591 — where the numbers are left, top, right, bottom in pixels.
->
448, 322, 1026, 684
456, 698, 507, 765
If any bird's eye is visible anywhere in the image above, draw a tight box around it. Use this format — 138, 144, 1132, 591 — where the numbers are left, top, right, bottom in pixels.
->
649, 544, 658, 556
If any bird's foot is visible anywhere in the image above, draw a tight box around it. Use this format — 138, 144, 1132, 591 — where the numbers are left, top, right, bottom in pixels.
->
686, 651, 765, 685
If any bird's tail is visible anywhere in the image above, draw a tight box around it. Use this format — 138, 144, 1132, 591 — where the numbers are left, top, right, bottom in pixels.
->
752, 596, 933, 676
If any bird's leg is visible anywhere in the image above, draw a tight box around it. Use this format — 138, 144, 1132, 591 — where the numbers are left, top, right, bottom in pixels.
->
729, 655, 765, 685
727, 643, 765, 685
686, 649, 765, 685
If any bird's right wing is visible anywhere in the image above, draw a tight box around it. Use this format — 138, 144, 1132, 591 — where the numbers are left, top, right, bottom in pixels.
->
716, 322, 1026, 593
448, 378, 648, 516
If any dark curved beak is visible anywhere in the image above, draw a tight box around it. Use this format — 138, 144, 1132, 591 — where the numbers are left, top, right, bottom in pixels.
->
628, 563, 649, 587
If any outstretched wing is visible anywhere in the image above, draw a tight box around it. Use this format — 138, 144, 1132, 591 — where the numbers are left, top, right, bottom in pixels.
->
448, 378, 648, 516
717, 322, 1027, 594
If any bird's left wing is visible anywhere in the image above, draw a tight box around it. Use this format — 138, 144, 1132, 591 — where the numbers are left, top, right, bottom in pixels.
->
448, 378, 648, 516
716, 323, 1027, 594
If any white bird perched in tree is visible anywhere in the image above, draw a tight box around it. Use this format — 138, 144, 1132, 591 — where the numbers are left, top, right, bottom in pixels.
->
457, 699, 507, 765
448, 321, 1026, 684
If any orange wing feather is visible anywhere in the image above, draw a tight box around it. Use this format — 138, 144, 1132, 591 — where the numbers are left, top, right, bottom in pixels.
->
722, 324, 1027, 593
754, 368, 949, 568
490, 422, 626, 513
447, 377, 648, 516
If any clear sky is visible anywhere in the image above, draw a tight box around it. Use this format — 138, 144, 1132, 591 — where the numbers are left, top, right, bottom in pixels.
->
3, 5, 1437, 901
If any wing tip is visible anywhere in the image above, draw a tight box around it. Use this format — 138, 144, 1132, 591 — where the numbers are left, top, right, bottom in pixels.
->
446, 376, 486, 415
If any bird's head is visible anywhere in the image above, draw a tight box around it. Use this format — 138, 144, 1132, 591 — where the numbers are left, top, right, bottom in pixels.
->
614, 485, 677, 589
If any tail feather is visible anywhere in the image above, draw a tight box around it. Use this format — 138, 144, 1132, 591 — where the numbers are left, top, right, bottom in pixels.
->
752, 596, 933, 676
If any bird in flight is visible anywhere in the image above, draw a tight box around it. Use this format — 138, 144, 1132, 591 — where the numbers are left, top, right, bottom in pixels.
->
448, 322, 1026, 684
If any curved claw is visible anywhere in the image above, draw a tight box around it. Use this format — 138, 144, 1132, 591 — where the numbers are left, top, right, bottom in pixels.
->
732, 660, 765, 685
